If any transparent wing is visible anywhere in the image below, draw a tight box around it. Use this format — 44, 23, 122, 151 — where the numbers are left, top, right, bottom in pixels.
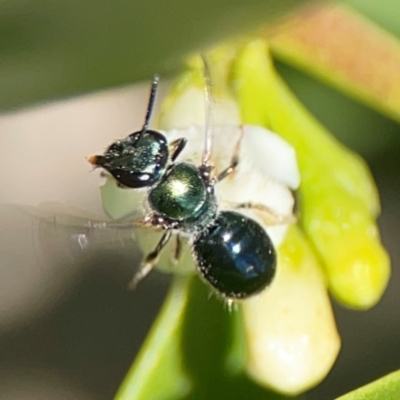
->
0, 202, 158, 331
19, 201, 148, 231
10, 201, 162, 269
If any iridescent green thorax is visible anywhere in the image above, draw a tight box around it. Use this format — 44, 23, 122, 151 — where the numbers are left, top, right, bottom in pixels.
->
149, 163, 216, 228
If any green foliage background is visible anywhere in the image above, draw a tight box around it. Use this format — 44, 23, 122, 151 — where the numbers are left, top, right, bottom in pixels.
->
2, 0, 400, 398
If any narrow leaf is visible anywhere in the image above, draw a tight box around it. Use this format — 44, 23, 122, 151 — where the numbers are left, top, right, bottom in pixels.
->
266, 3, 400, 123
336, 370, 400, 400
115, 276, 191, 400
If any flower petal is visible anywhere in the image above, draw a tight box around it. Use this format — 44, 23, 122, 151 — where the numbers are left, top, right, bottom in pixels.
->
242, 226, 340, 395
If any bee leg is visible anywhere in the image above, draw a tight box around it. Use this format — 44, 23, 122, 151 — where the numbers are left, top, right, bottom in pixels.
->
171, 234, 182, 265
169, 138, 187, 162
224, 201, 296, 226
127, 230, 172, 290
216, 126, 244, 182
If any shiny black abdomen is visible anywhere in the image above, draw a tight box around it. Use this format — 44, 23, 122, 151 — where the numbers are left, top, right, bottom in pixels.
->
193, 211, 276, 299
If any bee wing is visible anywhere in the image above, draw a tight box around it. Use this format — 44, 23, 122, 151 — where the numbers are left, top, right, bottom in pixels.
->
10, 201, 157, 262
19, 201, 148, 231
0, 201, 155, 272
0, 202, 157, 330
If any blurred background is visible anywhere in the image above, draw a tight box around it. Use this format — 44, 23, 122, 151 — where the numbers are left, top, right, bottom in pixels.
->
1, 0, 400, 399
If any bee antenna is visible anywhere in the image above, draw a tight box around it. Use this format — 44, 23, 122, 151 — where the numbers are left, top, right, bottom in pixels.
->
201, 56, 214, 167
137, 74, 160, 144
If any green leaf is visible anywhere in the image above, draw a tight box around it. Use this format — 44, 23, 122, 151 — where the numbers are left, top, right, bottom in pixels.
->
0, 0, 310, 111
335, 370, 400, 400
115, 276, 191, 400
266, 3, 400, 123
115, 275, 297, 400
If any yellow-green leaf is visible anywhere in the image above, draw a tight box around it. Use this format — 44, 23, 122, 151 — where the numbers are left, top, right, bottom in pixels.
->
232, 39, 390, 309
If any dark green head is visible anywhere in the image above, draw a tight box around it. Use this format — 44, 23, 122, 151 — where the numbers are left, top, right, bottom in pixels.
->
89, 130, 169, 188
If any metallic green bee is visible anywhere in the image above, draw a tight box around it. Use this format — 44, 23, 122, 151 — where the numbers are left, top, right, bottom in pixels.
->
88, 73, 277, 299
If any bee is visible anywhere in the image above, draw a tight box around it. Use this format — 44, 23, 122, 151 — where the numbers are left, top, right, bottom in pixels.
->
86, 67, 279, 300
